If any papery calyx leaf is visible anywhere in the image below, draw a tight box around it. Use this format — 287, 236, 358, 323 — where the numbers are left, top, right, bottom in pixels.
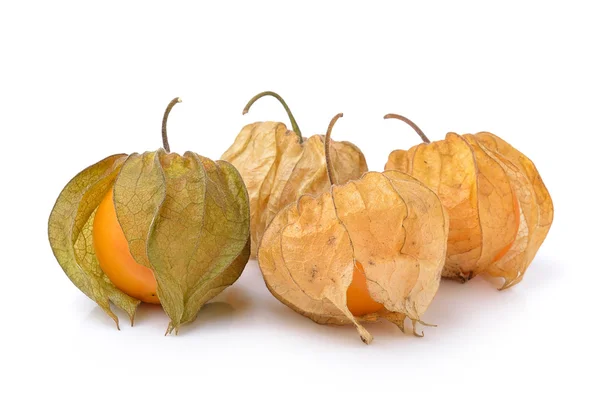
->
258, 114, 448, 343
384, 114, 553, 287
48, 154, 140, 328
222, 93, 368, 258
49, 97, 252, 333
114, 150, 251, 333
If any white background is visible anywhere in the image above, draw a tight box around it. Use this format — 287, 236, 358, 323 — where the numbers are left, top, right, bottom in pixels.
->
1, 1, 598, 406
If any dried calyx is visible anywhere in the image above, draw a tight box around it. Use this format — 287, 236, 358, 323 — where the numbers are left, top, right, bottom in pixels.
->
384, 113, 553, 288
221, 92, 368, 258
258, 113, 449, 344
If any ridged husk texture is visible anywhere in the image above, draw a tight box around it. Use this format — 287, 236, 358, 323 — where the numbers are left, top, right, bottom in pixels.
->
258, 171, 449, 344
48, 149, 250, 333
221, 121, 368, 258
385, 132, 553, 289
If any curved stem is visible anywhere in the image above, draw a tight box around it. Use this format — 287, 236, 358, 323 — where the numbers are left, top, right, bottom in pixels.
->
324, 113, 344, 186
243, 91, 303, 143
383, 113, 430, 144
162, 97, 182, 152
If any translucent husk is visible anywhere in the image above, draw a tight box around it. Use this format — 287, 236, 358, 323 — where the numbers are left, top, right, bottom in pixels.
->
221, 91, 368, 258
384, 114, 553, 288
257, 114, 449, 344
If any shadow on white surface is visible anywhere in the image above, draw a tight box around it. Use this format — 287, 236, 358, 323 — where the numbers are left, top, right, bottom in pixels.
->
176, 284, 256, 335
242, 255, 561, 345
511, 256, 562, 289
84, 290, 250, 335
81, 255, 559, 345
422, 256, 560, 331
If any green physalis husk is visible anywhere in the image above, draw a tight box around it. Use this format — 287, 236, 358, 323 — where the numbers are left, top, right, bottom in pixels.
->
48, 98, 251, 334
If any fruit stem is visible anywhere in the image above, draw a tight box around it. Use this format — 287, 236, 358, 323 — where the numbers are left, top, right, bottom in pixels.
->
162, 97, 182, 152
383, 113, 430, 144
324, 113, 344, 186
243, 91, 303, 143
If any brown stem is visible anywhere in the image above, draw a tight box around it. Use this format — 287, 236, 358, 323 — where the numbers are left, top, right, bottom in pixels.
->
162, 97, 182, 152
242, 91, 303, 143
383, 113, 430, 144
324, 113, 344, 186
